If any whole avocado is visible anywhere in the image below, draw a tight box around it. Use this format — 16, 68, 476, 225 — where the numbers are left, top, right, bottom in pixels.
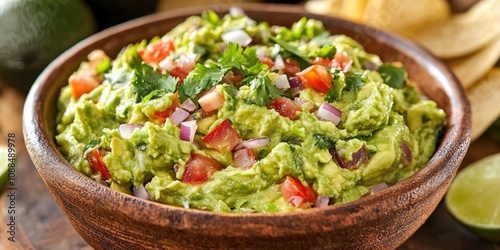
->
0, 0, 97, 92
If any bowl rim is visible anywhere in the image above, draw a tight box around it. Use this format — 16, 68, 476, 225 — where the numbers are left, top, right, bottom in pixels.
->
23, 2, 471, 232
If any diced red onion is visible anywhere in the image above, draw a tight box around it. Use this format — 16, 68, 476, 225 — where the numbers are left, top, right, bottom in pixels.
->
233, 137, 270, 151
180, 120, 197, 142
274, 74, 290, 90
174, 52, 196, 73
289, 195, 304, 208
256, 47, 266, 59
315, 195, 330, 208
233, 148, 257, 170
229, 6, 245, 17
119, 124, 144, 139
334, 146, 369, 170
132, 184, 150, 200
159, 57, 175, 71
169, 108, 190, 126
370, 182, 389, 194
400, 143, 412, 163
316, 103, 342, 125
274, 54, 285, 70
288, 76, 302, 89
222, 29, 252, 47
180, 98, 197, 112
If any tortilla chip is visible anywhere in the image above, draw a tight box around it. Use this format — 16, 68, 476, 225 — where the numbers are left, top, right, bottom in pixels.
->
305, 0, 343, 16
447, 34, 500, 89
338, 0, 368, 22
467, 68, 500, 141
361, 0, 450, 37
411, 0, 500, 59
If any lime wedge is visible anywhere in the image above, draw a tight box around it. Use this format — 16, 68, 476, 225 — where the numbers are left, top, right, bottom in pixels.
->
445, 153, 500, 242
0, 146, 9, 191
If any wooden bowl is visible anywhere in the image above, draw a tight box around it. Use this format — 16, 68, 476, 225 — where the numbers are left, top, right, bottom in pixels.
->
23, 4, 471, 249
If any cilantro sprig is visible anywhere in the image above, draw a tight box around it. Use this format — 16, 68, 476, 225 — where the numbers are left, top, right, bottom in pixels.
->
179, 42, 282, 106
132, 63, 177, 102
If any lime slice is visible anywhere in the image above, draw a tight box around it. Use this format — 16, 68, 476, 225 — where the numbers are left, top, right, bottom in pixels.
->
0, 146, 9, 191
445, 153, 500, 242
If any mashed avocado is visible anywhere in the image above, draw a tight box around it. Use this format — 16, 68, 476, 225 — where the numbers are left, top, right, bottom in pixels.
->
55, 9, 446, 212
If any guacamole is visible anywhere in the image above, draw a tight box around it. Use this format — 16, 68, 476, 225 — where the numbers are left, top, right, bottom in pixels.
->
55, 9, 446, 212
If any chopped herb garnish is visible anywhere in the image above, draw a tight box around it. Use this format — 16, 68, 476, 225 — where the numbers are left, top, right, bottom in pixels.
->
325, 69, 342, 102
132, 63, 177, 102
247, 75, 284, 106
269, 36, 312, 66
377, 63, 407, 89
313, 134, 336, 149
312, 45, 336, 58
345, 74, 364, 92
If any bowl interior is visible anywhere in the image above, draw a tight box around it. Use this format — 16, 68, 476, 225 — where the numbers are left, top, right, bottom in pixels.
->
23, 3, 471, 249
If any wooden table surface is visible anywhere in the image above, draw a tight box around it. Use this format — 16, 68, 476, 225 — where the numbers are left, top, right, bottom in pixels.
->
1, 77, 499, 249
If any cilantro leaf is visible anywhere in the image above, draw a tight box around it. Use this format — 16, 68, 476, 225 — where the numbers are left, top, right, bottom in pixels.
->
325, 69, 342, 102
179, 43, 266, 103
221, 85, 238, 111
179, 63, 229, 103
345, 74, 363, 92
141, 76, 178, 102
132, 63, 177, 102
312, 45, 336, 58
313, 134, 336, 149
247, 75, 284, 106
269, 36, 312, 66
220, 43, 249, 70
377, 63, 407, 89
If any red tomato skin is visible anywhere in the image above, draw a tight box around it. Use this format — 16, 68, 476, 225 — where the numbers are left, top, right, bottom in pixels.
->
169, 67, 189, 80
153, 94, 180, 123
69, 73, 100, 99
268, 97, 302, 120
281, 176, 316, 207
311, 57, 332, 67
86, 149, 111, 180
283, 59, 301, 76
138, 40, 175, 65
260, 57, 274, 69
296, 64, 333, 93
233, 148, 257, 170
330, 52, 353, 72
202, 119, 242, 153
182, 153, 225, 185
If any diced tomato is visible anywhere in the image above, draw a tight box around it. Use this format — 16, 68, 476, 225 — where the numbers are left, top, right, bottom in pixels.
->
153, 94, 180, 123
69, 73, 100, 99
281, 176, 316, 208
222, 70, 244, 86
233, 148, 257, 169
198, 87, 225, 112
283, 59, 301, 76
169, 67, 189, 80
330, 52, 353, 72
86, 149, 111, 180
182, 153, 225, 185
268, 97, 302, 120
260, 57, 274, 68
311, 57, 331, 67
296, 64, 333, 93
138, 39, 175, 65
202, 119, 242, 153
